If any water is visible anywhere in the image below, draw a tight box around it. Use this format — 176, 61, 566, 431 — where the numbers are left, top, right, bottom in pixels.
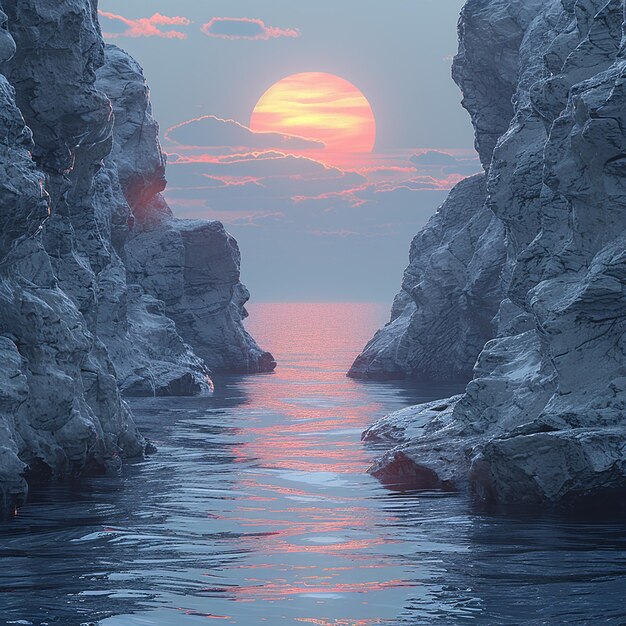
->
1, 303, 625, 626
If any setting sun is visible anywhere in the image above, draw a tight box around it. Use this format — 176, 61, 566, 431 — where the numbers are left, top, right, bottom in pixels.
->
250, 72, 376, 153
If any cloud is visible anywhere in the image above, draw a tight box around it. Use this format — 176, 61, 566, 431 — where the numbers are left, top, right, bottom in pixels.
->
370, 174, 467, 192
166, 152, 344, 182
410, 150, 482, 177
165, 115, 323, 151
164, 152, 367, 210
164, 151, 452, 236
161, 143, 456, 302
158, 113, 478, 301
163, 139, 467, 225
98, 11, 191, 39
201, 17, 299, 41
290, 172, 463, 210
410, 150, 464, 166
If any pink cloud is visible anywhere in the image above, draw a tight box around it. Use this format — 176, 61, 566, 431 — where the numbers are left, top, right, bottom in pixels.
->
292, 173, 465, 208
359, 166, 416, 176
98, 10, 191, 40
386, 174, 467, 191
205, 175, 263, 188
292, 185, 370, 208
201, 17, 299, 41
164, 151, 292, 165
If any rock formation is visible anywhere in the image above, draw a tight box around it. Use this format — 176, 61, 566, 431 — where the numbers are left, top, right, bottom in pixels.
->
349, 174, 506, 381
0, 1, 272, 515
0, 0, 143, 514
364, 0, 626, 506
349, 1, 551, 383
99, 45, 276, 375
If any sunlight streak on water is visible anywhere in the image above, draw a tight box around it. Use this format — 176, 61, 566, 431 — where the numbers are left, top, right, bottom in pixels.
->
1, 303, 625, 625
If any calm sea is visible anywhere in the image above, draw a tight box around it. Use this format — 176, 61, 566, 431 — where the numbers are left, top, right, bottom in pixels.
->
1, 303, 625, 625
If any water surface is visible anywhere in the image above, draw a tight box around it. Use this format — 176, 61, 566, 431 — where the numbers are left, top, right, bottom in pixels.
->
1, 303, 625, 625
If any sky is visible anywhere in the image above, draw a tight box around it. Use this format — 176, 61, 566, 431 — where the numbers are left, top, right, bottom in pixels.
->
98, 0, 478, 303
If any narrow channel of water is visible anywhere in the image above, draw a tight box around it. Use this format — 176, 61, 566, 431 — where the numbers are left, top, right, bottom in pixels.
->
1, 303, 625, 625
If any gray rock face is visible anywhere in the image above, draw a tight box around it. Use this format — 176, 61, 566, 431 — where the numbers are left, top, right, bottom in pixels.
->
0, 2, 271, 514
349, 174, 506, 381
0, 3, 143, 514
453, 0, 545, 169
366, 0, 626, 506
98, 45, 275, 374
126, 216, 277, 374
2, 2, 212, 398
351, 0, 548, 384
93, 47, 214, 396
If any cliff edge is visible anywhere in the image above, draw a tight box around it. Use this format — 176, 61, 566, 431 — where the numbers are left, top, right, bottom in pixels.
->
0, 1, 273, 515
364, 0, 626, 506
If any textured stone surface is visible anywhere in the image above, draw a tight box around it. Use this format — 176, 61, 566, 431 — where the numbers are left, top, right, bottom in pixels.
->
98, 46, 276, 374
126, 216, 276, 374
2, 3, 212, 398
349, 174, 506, 381
0, 2, 271, 514
0, 3, 143, 514
453, 0, 545, 169
366, 0, 626, 506
94, 46, 214, 396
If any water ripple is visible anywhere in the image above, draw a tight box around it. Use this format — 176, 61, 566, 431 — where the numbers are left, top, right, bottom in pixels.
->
1, 304, 625, 625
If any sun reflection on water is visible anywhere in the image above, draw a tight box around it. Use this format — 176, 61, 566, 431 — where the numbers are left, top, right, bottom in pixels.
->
11, 304, 617, 626
221, 303, 416, 609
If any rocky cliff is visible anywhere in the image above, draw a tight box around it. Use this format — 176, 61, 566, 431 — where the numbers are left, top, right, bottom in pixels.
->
364, 0, 626, 506
98, 45, 276, 375
350, 1, 548, 383
349, 174, 506, 381
0, 1, 272, 515
0, 0, 143, 515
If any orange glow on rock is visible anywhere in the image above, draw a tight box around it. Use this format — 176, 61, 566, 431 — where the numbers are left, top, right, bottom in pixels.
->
250, 72, 376, 153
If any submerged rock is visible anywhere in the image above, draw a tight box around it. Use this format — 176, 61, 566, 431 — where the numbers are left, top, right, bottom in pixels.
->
365, 0, 626, 507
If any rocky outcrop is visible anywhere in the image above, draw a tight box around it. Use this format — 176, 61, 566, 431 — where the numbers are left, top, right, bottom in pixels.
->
4, 2, 214, 399
125, 216, 277, 374
349, 174, 506, 381
99, 45, 276, 374
453, 0, 546, 169
0, 2, 271, 514
351, 0, 568, 384
0, 2, 143, 514
92, 46, 214, 395
351, 1, 550, 383
365, 0, 626, 506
